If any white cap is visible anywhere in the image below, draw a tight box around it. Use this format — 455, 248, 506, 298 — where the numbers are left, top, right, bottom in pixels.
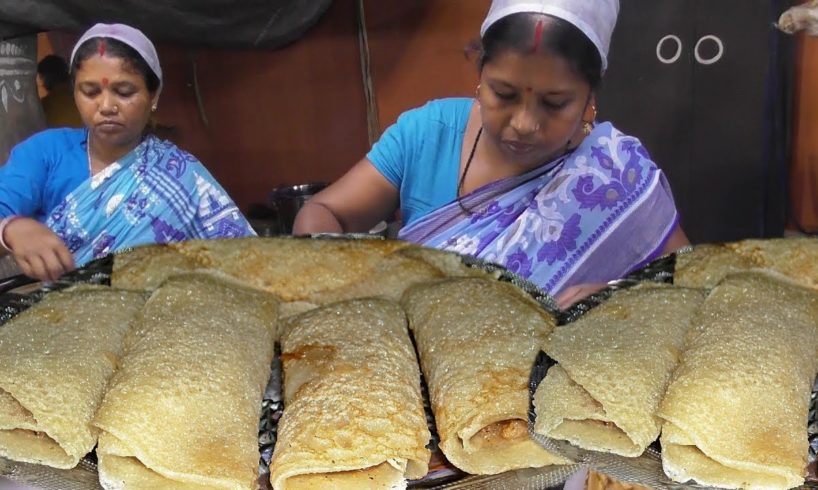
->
70, 23, 163, 96
480, 0, 619, 70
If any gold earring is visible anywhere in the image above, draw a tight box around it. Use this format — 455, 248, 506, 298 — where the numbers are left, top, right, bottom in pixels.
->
583, 104, 597, 135
475, 84, 481, 99
151, 105, 157, 112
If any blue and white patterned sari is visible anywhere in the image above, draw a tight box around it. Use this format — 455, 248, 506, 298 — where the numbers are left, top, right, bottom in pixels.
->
46, 134, 255, 266
399, 123, 679, 297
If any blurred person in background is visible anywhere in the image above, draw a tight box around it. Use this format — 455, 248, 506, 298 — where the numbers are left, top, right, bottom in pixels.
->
37, 54, 83, 128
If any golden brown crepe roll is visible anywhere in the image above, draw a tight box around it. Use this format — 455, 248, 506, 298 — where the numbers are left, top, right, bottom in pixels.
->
304, 250, 446, 304
732, 237, 818, 289
93, 273, 278, 490
270, 298, 430, 490
111, 242, 204, 290
533, 284, 706, 457
169, 237, 411, 301
658, 272, 818, 489
675, 237, 818, 289
395, 245, 488, 279
401, 278, 568, 475
674, 243, 759, 289
0, 286, 145, 469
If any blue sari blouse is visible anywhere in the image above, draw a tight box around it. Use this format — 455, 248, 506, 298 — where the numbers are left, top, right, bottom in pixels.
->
0, 128, 255, 265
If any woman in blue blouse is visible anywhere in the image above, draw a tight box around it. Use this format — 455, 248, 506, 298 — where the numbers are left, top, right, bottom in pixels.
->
0, 23, 254, 282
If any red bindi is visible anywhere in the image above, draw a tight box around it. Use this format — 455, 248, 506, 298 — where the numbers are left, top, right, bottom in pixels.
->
101, 77, 109, 87
97, 40, 107, 56
532, 19, 545, 53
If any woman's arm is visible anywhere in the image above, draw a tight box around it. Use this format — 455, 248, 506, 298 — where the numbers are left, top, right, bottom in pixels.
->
0, 132, 75, 281
293, 158, 399, 235
661, 224, 691, 254
2, 217, 74, 282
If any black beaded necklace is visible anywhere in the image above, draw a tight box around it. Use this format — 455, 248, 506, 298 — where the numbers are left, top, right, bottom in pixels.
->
456, 126, 482, 214
456, 126, 581, 216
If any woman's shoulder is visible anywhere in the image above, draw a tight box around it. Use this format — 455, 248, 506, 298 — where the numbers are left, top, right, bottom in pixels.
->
145, 135, 200, 161
398, 97, 473, 130
17, 127, 85, 150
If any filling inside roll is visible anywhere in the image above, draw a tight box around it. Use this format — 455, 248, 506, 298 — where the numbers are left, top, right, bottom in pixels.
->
467, 419, 529, 451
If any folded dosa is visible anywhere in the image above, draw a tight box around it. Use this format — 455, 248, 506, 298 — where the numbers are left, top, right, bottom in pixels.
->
675, 238, 818, 289
111, 243, 204, 290
111, 239, 487, 305
270, 298, 430, 490
93, 273, 278, 490
394, 246, 488, 279
401, 278, 567, 475
0, 286, 145, 468
658, 272, 818, 489
304, 251, 446, 304
533, 284, 705, 457
169, 237, 411, 301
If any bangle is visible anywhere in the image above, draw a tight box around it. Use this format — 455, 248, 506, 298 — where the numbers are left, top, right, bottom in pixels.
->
0, 215, 22, 252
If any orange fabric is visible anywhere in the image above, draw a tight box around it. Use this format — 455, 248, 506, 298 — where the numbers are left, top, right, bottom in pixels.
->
790, 35, 818, 232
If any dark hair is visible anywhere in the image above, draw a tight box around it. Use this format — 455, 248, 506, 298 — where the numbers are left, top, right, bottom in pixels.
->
477, 13, 603, 90
37, 55, 71, 92
70, 37, 160, 94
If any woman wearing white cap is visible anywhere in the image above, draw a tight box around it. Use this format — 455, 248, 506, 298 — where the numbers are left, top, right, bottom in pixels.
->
294, 0, 689, 308
0, 23, 255, 282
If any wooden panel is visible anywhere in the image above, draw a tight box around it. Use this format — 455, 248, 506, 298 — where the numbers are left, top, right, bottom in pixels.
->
364, 0, 490, 130
158, 0, 368, 211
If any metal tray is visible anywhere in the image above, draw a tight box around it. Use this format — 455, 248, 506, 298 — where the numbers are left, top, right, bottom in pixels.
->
0, 241, 570, 490
4, 241, 816, 489
532, 245, 818, 489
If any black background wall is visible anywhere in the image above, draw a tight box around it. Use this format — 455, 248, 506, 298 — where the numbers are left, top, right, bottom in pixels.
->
598, 0, 794, 244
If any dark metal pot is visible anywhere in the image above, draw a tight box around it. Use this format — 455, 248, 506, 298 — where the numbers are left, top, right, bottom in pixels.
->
268, 182, 328, 234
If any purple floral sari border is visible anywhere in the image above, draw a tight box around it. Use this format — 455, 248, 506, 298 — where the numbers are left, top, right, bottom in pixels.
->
544, 167, 663, 292
399, 157, 565, 243
628, 212, 680, 274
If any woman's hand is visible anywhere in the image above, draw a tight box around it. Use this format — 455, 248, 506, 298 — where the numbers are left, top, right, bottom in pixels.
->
3, 217, 75, 282
555, 282, 607, 310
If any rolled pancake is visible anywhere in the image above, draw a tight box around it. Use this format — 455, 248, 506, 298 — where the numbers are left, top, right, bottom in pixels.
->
304, 251, 446, 304
111, 243, 204, 290
394, 246, 488, 279
731, 237, 818, 289
658, 272, 818, 489
270, 298, 430, 490
0, 286, 145, 468
401, 278, 567, 475
93, 273, 278, 490
675, 237, 818, 289
111, 239, 477, 303
533, 285, 706, 457
674, 244, 759, 289
169, 237, 411, 301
